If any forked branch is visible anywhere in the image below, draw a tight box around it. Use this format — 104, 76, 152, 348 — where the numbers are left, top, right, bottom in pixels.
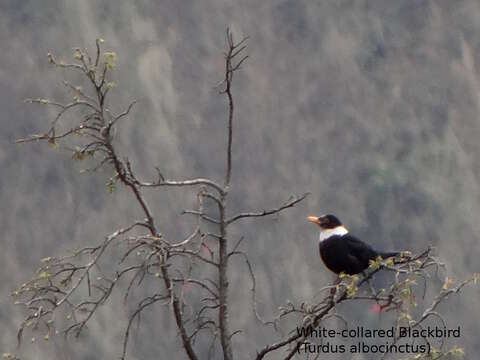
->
255, 248, 478, 360
14, 32, 312, 360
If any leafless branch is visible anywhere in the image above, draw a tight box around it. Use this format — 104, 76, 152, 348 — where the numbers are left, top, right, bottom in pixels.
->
229, 251, 276, 328
121, 294, 170, 360
14, 34, 311, 360
15, 42, 200, 360
137, 178, 225, 195
226, 192, 310, 225
255, 248, 478, 360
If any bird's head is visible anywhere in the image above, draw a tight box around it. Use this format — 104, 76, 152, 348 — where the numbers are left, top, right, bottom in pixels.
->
307, 214, 343, 229
307, 214, 348, 242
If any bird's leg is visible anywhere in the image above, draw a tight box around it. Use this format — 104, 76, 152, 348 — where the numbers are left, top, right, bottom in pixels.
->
328, 275, 341, 303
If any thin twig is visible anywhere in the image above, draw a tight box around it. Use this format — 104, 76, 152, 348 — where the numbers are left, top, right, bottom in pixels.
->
226, 193, 310, 225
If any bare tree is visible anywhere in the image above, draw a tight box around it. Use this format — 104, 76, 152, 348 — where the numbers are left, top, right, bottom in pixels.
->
12, 32, 478, 360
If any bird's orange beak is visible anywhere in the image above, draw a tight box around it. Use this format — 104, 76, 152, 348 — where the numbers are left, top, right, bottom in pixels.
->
307, 216, 320, 225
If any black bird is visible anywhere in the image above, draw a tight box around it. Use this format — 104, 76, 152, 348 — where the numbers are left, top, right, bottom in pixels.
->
307, 214, 398, 275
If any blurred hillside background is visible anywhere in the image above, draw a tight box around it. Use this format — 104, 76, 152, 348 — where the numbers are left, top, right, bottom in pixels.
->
1, 0, 480, 359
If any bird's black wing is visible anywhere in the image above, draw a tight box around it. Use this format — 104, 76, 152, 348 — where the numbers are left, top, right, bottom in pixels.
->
347, 235, 399, 258
342, 234, 378, 271
319, 234, 380, 275
343, 235, 376, 256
